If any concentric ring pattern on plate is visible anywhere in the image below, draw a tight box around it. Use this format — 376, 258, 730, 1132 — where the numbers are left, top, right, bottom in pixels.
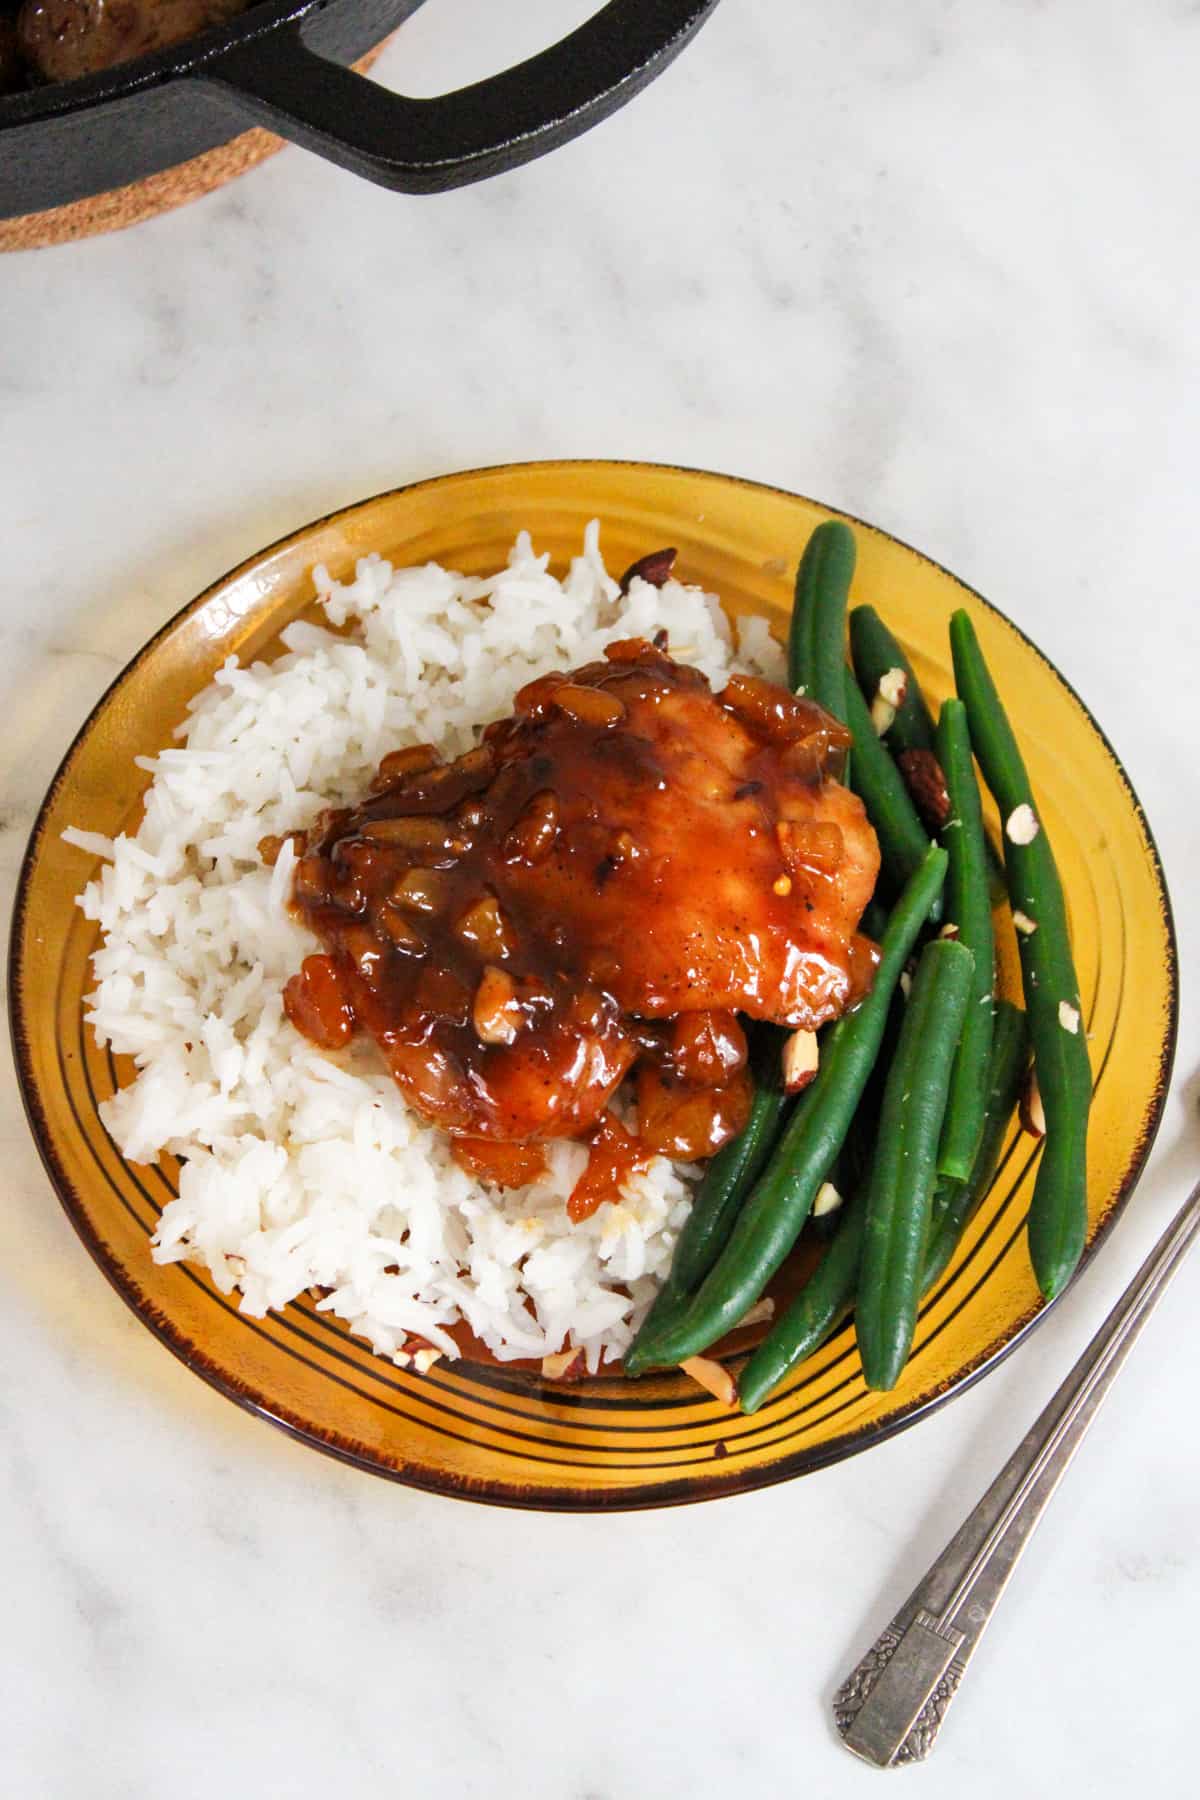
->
10, 460, 1177, 1509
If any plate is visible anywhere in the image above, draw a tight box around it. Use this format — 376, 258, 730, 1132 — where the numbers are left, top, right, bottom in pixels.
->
9, 461, 1178, 1510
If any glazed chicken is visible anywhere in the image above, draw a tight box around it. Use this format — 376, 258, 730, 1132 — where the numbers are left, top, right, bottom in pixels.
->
4, 0, 250, 92
283, 635, 881, 1179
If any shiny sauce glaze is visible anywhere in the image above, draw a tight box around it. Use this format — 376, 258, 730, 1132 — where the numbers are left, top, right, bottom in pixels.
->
5, 0, 252, 92
282, 638, 881, 1214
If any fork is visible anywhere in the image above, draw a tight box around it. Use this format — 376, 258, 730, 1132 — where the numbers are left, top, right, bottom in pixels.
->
833, 1172, 1200, 1767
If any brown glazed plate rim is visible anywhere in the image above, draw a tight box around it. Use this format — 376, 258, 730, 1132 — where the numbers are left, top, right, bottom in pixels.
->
8, 460, 1180, 1510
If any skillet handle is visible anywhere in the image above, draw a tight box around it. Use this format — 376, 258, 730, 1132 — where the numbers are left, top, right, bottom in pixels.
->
200, 0, 719, 194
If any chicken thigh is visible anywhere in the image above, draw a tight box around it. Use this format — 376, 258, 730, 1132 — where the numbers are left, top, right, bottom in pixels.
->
283, 638, 881, 1148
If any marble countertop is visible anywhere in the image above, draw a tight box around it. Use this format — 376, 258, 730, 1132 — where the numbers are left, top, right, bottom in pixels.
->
3, 3, 1198, 1793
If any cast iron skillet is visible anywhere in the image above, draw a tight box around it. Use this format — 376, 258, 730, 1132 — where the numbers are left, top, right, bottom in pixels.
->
0, 0, 720, 220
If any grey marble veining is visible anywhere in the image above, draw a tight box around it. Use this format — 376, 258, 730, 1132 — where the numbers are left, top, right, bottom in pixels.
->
2, 3, 1198, 1795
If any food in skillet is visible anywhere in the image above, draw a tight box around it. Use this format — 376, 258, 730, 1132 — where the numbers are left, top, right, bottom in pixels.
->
67, 522, 1089, 1406
1, 0, 250, 93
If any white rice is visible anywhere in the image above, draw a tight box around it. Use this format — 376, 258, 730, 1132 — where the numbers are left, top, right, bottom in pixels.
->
67, 525, 785, 1371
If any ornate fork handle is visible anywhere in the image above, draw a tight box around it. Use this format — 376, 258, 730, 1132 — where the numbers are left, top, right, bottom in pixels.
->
834, 1173, 1200, 1767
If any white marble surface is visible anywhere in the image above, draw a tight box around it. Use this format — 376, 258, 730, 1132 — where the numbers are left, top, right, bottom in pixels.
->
3, 2, 1199, 1793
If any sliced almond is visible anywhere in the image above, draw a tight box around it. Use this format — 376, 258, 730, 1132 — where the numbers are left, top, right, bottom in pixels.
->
340, 923, 385, 981
473, 966, 524, 1045
870, 694, 897, 735
1020, 1070, 1046, 1139
870, 669, 907, 735
361, 816, 458, 855
679, 1355, 737, 1406
542, 1347, 585, 1381
782, 1027, 820, 1094
390, 866, 449, 914
370, 743, 442, 792
503, 789, 559, 865
377, 907, 426, 953
938, 921, 961, 941
1012, 910, 1038, 936
554, 684, 626, 726
736, 1297, 777, 1329
455, 891, 517, 961
1058, 1000, 1081, 1035
813, 1180, 843, 1218
293, 855, 335, 905
1005, 803, 1040, 846
879, 666, 908, 709
413, 1348, 443, 1375
454, 744, 497, 783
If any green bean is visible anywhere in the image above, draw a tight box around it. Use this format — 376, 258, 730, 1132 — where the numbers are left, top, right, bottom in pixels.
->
856, 937, 975, 1391
738, 1183, 867, 1413
624, 1037, 787, 1375
923, 1000, 1028, 1293
632, 844, 949, 1369
788, 519, 856, 786
949, 610, 1091, 1300
740, 1000, 1027, 1412
810, 542, 854, 726
935, 698, 995, 1180
843, 673, 938, 911
849, 604, 936, 755
807, 980, 904, 1256
670, 1054, 787, 1295
850, 602, 1006, 900
788, 519, 856, 699
812, 1099, 872, 1236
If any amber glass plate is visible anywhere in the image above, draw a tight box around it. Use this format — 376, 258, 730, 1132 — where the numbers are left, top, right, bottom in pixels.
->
9, 462, 1177, 1509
